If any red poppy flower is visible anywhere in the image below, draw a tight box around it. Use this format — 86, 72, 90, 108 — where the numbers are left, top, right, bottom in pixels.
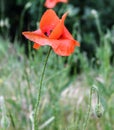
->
22, 9, 80, 56
44, 0, 68, 8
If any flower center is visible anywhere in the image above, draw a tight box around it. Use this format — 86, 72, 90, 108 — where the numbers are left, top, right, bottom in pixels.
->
44, 30, 52, 37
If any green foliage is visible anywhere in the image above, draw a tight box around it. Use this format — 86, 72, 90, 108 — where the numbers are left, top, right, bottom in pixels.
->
0, 0, 114, 130
0, 33, 114, 129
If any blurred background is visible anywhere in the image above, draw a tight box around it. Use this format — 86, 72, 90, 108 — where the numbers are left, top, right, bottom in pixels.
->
0, 0, 114, 130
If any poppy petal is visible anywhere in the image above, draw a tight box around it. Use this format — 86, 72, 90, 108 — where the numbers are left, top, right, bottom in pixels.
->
62, 27, 74, 39
40, 9, 59, 35
44, 0, 57, 8
49, 12, 68, 39
33, 43, 41, 49
61, 27, 80, 46
44, 0, 68, 8
51, 39, 76, 56
22, 31, 52, 46
33, 29, 46, 37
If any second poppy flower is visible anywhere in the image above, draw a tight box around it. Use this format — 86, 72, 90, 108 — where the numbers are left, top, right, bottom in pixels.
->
44, 0, 68, 8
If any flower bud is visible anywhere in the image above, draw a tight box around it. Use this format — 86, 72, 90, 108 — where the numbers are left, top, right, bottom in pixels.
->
0, 20, 4, 27
25, 2, 32, 9
95, 103, 104, 118
91, 9, 98, 18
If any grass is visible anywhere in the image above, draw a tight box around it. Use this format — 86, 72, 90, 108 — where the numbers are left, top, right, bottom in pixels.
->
0, 31, 114, 130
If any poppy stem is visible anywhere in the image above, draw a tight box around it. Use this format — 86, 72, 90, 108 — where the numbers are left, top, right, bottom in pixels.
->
34, 47, 52, 130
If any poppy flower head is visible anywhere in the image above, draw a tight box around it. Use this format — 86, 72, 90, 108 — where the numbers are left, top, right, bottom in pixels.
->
22, 9, 80, 56
44, 0, 68, 8
39, 9, 59, 37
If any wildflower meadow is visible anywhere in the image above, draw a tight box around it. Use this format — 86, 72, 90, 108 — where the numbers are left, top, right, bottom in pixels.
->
0, 0, 114, 130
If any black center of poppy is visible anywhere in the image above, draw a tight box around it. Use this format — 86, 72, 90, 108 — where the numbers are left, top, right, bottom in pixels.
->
44, 30, 52, 37
44, 32, 49, 36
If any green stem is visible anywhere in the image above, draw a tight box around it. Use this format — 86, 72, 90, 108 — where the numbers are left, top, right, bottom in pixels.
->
38, 0, 44, 21
83, 87, 93, 130
92, 85, 100, 105
96, 89, 100, 105
34, 47, 52, 130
